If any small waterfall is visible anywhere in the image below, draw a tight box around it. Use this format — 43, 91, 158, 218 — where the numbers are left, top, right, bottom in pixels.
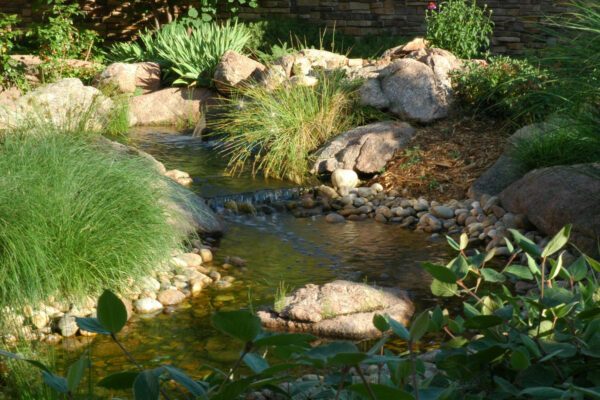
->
206, 187, 308, 210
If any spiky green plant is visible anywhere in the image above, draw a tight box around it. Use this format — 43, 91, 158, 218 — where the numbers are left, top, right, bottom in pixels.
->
108, 20, 251, 86
0, 130, 186, 312
212, 71, 364, 183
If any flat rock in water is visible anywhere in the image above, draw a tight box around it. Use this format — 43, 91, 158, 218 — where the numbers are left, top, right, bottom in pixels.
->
258, 280, 414, 340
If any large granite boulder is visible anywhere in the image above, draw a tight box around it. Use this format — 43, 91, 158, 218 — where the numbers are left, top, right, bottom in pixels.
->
312, 121, 414, 175
380, 37, 430, 62
213, 50, 267, 95
0, 78, 112, 130
499, 163, 600, 256
93, 62, 161, 94
468, 122, 558, 200
360, 48, 460, 123
298, 49, 348, 70
129, 87, 216, 126
258, 280, 414, 340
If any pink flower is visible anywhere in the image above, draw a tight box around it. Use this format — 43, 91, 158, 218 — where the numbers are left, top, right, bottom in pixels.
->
428, 1, 437, 10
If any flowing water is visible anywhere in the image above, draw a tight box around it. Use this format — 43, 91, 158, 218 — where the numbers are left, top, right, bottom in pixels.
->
53, 128, 453, 386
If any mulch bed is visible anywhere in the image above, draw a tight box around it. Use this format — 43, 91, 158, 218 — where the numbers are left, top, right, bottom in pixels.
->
368, 116, 511, 203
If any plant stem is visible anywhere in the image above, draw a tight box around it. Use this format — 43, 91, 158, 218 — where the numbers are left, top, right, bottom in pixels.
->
334, 366, 349, 400
217, 342, 253, 394
354, 366, 377, 400
111, 333, 142, 370
408, 340, 420, 400
541, 257, 547, 299
111, 334, 174, 400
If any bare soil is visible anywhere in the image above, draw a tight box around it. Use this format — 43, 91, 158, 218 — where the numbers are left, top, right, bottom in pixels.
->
368, 116, 511, 202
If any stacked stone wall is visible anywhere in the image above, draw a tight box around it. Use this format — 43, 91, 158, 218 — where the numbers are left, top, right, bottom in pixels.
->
0, 0, 572, 54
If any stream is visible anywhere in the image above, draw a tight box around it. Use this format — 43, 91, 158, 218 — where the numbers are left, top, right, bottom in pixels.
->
52, 128, 453, 386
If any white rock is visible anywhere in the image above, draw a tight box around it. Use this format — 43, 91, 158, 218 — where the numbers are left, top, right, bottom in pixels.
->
172, 253, 202, 268
134, 298, 164, 314
331, 169, 359, 190
199, 248, 213, 263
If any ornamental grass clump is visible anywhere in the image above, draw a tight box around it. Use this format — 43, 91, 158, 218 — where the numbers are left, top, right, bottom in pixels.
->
213, 72, 363, 183
0, 132, 184, 311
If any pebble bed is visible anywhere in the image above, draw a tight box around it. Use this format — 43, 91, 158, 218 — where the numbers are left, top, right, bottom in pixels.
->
221, 182, 577, 269
1, 242, 247, 345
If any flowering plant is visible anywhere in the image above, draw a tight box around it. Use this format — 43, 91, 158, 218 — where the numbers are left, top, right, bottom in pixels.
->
425, 0, 494, 59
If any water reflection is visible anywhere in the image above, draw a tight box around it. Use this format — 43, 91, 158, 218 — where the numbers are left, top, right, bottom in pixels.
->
53, 129, 452, 387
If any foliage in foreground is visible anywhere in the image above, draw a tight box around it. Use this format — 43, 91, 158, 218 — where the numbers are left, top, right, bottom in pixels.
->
4, 225, 600, 399
108, 20, 251, 86
425, 0, 494, 59
0, 132, 184, 312
212, 71, 374, 183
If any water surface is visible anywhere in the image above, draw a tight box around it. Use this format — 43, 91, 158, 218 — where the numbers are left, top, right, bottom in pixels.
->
55, 129, 452, 384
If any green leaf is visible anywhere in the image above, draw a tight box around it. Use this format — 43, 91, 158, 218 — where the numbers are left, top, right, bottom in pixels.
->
446, 235, 460, 251
569, 256, 589, 281
133, 369, 161, 400
510, 348, 530, 370
163, 365, 207, 396
520, 334, 541, 358
422, 262, 457, 283
548, 252, 564, 280
243, 353, 269, 373
587, 255, 600, 273
187, 7, 199, 18
212, 377, 254, 400
410, 311, 430, 342
493, 376, 519, 395
527, 253, 541, 276
303, 342, 358, 365
75, 317, 109, 335
67, 353, 89, 391
460, 233, 469, 250
518, 387, 566, 397
253, 332, 315, 347
442, 336, 468, 349
373, 314, 390, 332
42, 371, 69, 393
504, 265, 533, 280
97, 290, 128, 334
431, 279, 457, 297
431, 306, 444, 329
328, 352, 369, 366
98, 371, 139, 390
388, 317, 410, 341
542, 287, 575, 308
464, 315, 502, 329
480, 268, 506, 282
0, 349, 23, 361
509, 229, 541, 257
348, 383, 415, 400
212, 310, 262, 343
541, 224, 571, 257
449, 256, 470, 279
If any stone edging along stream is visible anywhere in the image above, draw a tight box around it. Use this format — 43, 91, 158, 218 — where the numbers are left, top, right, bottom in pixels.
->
2, 175, 566, 346
219, 181, 575, 268
1, 242, 250, 345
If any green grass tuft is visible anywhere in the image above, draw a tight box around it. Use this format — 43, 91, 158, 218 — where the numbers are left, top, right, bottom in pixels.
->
211, 71, 371, 183
0, 132, 184, 312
